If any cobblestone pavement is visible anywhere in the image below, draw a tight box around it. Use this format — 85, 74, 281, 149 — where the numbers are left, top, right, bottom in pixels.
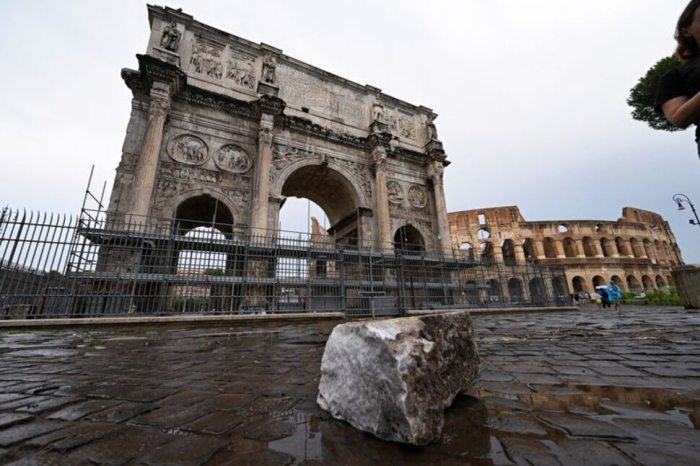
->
0, 305, 699, 465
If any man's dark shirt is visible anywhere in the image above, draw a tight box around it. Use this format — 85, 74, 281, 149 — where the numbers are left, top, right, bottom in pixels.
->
656, 56, 700, 139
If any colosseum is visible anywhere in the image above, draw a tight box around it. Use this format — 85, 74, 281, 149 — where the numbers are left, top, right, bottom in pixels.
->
448, 206, 683, 294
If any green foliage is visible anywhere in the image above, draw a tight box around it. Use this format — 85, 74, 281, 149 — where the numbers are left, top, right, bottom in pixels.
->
203, 268, 225, 276
645, 287, 682, 305
627, 56, 685, 132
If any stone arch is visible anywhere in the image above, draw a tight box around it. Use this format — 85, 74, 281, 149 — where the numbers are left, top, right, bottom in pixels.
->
487, 279, 502, 299
275, 161, 365, 225
459, 242, 475, 261
393, 219, 433, 252
627, 275, 641, 291
572, 276, 587, 293
611, 275, 624, 288
480, 241, 495, 264
543, 237, 557, 258
394, 224, 425, 252
529, 277, 546, 299
168, 189, 242, 234
508, 278, 524, 301
643, 239, 653, 259
172, 192, 237, 236
592, 275, 606, 289
551, 276, 568, 297
654, 240, 665, 265
582, 237, 597, 258
630, 238, 644, 258
501, 239, 517, 265
563, 237, 578, 258
615, 237, 630, 256
656, 275, 667, 288
642, 275, 654, 290
522, 238, 536, 261
600, 237, 615, 257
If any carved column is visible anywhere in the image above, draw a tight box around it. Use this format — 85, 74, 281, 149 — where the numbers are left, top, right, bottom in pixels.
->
371, 146, 392, 247
427, 160, 452, 255
127, 82, 171, 226
575, 239, 586, 258
514, 244, 527, 264
251, 118, 274, 236
250, 96, 285, 238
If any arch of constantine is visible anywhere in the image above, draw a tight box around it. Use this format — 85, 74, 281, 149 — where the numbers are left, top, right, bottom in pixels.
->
448, 206, 684, 294
107, 5, 452, 254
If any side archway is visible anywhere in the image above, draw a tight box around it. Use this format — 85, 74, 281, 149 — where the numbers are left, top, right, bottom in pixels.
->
572, 276, 587, 293
394, 224, 425, 252
173, 194, 235, 236
508, 278, 524, 301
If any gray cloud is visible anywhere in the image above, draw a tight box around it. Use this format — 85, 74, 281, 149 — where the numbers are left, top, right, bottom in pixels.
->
1, 0, 698, 261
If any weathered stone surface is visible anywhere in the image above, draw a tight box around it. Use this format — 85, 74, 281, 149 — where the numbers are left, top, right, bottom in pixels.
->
672, 265, 700, 309
317, 312, 480, 445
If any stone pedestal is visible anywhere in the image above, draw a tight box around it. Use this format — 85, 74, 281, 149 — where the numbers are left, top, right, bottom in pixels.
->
672, 265, 700, 309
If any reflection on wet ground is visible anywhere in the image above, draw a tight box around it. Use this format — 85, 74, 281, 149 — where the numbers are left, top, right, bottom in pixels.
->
0, 305, 699, 464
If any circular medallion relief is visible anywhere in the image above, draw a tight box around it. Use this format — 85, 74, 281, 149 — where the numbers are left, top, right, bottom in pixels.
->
408, 186, 428, 208
167, 134, 208, 165
215, 144, 252, 174
387, 181, 404, 204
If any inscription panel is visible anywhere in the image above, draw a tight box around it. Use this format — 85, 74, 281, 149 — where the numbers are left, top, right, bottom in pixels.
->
277, 64, 366, 125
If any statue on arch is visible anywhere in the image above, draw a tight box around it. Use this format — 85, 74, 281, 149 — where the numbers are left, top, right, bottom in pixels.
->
262, 52, 277, 85
160, 22, 181, 52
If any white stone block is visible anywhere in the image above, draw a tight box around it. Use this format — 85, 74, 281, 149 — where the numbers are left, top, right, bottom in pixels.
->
317, 312, 480, 445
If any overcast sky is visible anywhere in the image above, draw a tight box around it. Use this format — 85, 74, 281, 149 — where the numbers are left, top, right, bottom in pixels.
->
1, 0, 699, 261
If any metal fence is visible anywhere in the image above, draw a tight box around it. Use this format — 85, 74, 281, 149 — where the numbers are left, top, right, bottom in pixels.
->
0, 208, 571, 319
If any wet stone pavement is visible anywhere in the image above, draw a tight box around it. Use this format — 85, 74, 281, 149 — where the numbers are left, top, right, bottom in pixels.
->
0, 306, 699, 465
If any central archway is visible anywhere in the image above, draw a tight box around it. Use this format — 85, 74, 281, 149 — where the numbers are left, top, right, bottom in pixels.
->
278, 164, 363, 245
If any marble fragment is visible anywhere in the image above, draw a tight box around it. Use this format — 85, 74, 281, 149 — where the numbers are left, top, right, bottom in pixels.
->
317, 312, 480, 445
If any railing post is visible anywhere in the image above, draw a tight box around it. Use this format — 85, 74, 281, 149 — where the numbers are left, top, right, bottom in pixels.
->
395, 248, 406, 317
339, 246, 346, 318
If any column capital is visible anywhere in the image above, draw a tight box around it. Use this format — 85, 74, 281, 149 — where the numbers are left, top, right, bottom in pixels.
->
259, 126, 273, 144
371, 145, 388, 171
148, 82, 171, 118
427, 160, 445, 185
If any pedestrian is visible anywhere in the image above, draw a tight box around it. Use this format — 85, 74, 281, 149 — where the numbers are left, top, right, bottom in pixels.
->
599, 288, 612, 310
656, 0, 700, 157
607, 280, 622, 311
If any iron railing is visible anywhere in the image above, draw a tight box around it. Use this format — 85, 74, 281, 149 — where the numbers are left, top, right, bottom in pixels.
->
0, 208, 571, 319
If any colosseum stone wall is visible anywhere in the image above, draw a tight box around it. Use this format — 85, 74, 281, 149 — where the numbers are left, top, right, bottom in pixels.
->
448, 206, 683, 293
